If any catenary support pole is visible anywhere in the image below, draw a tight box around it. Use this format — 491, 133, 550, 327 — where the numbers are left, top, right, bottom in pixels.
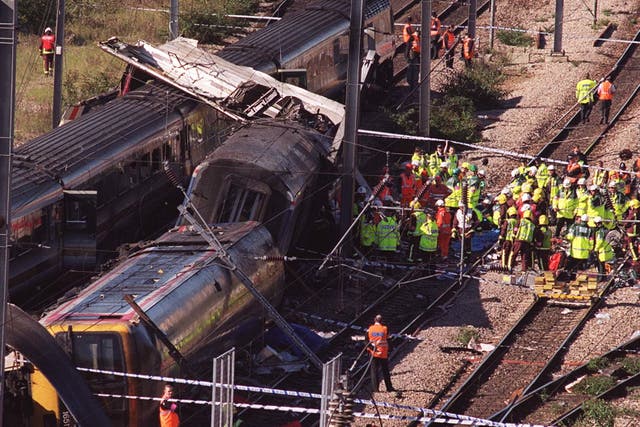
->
489, 0, 496, 49
419, 0, 431, 139
170, 0, 179, 40
0, 0, 15, 419
340, 0, 365, 256
554, 0, 564, 53
468, 0, 477, 39
52, 0, 65, 127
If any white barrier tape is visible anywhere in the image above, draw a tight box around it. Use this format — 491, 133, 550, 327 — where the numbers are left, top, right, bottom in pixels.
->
94, 392, 547, 426
293, 311, 421, 340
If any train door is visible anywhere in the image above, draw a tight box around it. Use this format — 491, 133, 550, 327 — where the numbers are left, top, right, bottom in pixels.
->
62, 190, 97, 269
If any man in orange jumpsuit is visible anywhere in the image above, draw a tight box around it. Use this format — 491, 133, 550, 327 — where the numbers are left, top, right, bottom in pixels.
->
159, 384, 180, 427
367, 314, 395, 393
435, 199, 452, 259
39, 27, 55, 76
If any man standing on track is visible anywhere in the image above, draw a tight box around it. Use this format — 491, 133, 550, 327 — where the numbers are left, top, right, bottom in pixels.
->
367, 314, 395, 393
596, 76, 616, 125
576, 73, 597, 124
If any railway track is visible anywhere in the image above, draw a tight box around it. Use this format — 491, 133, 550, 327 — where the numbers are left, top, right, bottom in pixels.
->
533, 28, 640, 163
496, 334, 640, 424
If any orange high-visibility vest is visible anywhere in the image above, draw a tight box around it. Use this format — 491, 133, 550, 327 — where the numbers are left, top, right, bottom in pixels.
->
159, 407, 180, 427
430, 17, 441, 37
403, 23, 414, 43
598, 80, 614, 100
367, 323, 389, 359
463, 36, 474, 59
441, 30, 455, 49
436, 207, 452, 235
401, 173, 417, 201
411, 34, 421, 53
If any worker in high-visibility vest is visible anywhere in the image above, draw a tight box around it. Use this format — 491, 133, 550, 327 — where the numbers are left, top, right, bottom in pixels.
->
375, 200, 399, 254
565, 214, 593, 271
509, 209, 536, 272
402, 16, 415, 43
592, 216, 615, 281
596, 76, 616, 125
419, 210, 439, 269
461, 33, 474, 68
405, 31, 421, 91
440, 26, 456, 68
429, 12, 442, 59
576, 73, 597, 124
534, 215, 552, 270
499, 206, 518, 268
39, 27, 55, 76
407, 203, 426, 262
435, 199, 452, 259
625, 198, 640, 261
553, 179, 577, 237
367, 314, 395, 392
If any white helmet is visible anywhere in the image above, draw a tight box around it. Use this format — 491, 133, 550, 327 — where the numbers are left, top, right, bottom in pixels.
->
440, 161, 449, 168
578, 178, 586, 185
609, 181, 618, 188
563, 179, 571, 188
593, 216, 602, 223
580, 214, 588, 221
589, 184, 598, 191
483, 198, 491, 205
521, 203, 531, 211
45, 27, 52, 33
435, 199, 445, 207
548, 164, 556, 171
522, 193, 531, 201
511, 168, 520, 178
478, 169, 486, 176
529, 166, 538, 174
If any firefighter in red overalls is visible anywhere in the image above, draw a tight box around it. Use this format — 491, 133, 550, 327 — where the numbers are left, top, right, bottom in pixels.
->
399, 163, 417, 207
40, 27, 55, 76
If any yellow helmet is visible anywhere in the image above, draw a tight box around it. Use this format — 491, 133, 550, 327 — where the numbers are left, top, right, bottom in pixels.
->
538, 215, 548, 225
497, 194, 507, 204
507, 206, 517, 217
521, 183, 532, 194
630, 199, 640, 209
522, 210, 533, 219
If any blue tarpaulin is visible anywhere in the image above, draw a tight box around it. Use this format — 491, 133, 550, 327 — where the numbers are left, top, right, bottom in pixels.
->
263, 323, 327, 358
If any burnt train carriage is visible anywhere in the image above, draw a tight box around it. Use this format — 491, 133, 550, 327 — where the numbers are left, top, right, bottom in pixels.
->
217, 0, 395, 97
31, 118, 335, 426
10, 81, 225, 301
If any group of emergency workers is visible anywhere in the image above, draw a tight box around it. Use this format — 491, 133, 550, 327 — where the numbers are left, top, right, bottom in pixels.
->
402, 15, 475, 90
356, 142, 640, 281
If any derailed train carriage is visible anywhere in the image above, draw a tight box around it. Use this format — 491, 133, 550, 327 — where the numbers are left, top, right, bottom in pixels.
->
10, 80, 226, 303
29, 116, 337, 426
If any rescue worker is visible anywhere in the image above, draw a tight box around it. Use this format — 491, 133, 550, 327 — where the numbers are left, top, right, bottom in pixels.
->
608, 180, 629, 221
419, 209, 439, 268
399, 163, 417, 207
565, 214, 593, 271
596, 76, 615, 125
575, 178, 589, 217
407, 204, 426, 262
461, 33, 474, 68
565, 155, 583, 184
430, 12, 442, 59
553, 179, 577, 237
159, 384, 180, 427
534, 214, 552, 270
625, 198, 640, 261
576, 73, 597, 124
592, 216, 615, 281
405, 30, 421, 92
428, 143, 447, 177
367, 315, 395, 392
435, 199, 452, 259
509, 209, 535, 272
402, 17, 415, 43
441, 26, 456, 68
446, 146, 459, 174
359, 211, 377, 250
375, 198, 400, 255
39, 27, 55, 76
411, 146, 427, 178
452, 202, 477, 259
586, 184, 606, 227
592, 160, 608, 188
545, 164, 562, 222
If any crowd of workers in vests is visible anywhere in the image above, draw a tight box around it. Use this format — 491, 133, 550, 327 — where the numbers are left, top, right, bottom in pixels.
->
355, 142, 640, 281
403, 15, 475, 91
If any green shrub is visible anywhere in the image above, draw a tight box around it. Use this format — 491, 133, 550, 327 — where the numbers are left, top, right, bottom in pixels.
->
573, 375, 616, 396
586, 357, 610, 373
496, 30, 532, 47
580, 399, 615, 427
457, 326, 479, 346
63, 69, 117, 107
182, 0, 259, 43
430, 96, 480, 143
441, 62, 507, 110
621, 356, 640, 375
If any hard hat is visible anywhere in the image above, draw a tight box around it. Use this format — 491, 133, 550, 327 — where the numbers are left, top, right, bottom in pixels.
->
538, 215, 549, 225
483, 198, 491, 205
440, 161, 449, 168
435, 199, 445, 207
593, 216, 603, 223
511, 168, 520, 178
507, 206, 517, 216
522, 193, 531, 202
521, 183, 532, 193
458, 202, 465, 207
411, 159, 420, 167
630, 199, 640, 209
580, 214, 589, 222
563, 179, 571, 188
548, 164, 556, 171
452, 167, 461, 175
478, 169, 486, 176
357, 186, 367, 194
512, 185, 522, 195
588, 184, 598, 191
497, 194, 507, 204
529, 166, 538, 174
501, 188, 511, 195
578, 178, 586, 185
405, 162, 413, 170
45, 27, 52, 33
461, 162, 471, 170
521, 203, 531, 211
523, 210, 533, 219
469, 164, 478, 172
608, 181, 618, 188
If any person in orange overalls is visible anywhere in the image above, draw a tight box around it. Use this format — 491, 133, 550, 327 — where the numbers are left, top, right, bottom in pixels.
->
435, 199, 452, 259
399, 163, 417, 207
367, 314, 395, 393
596, 76, 616, 125
159, 384, 180, 427
39, 27, 55, 76
461, 33, 474, 68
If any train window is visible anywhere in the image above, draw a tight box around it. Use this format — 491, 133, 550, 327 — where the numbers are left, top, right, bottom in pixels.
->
216, 178, 270, 223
